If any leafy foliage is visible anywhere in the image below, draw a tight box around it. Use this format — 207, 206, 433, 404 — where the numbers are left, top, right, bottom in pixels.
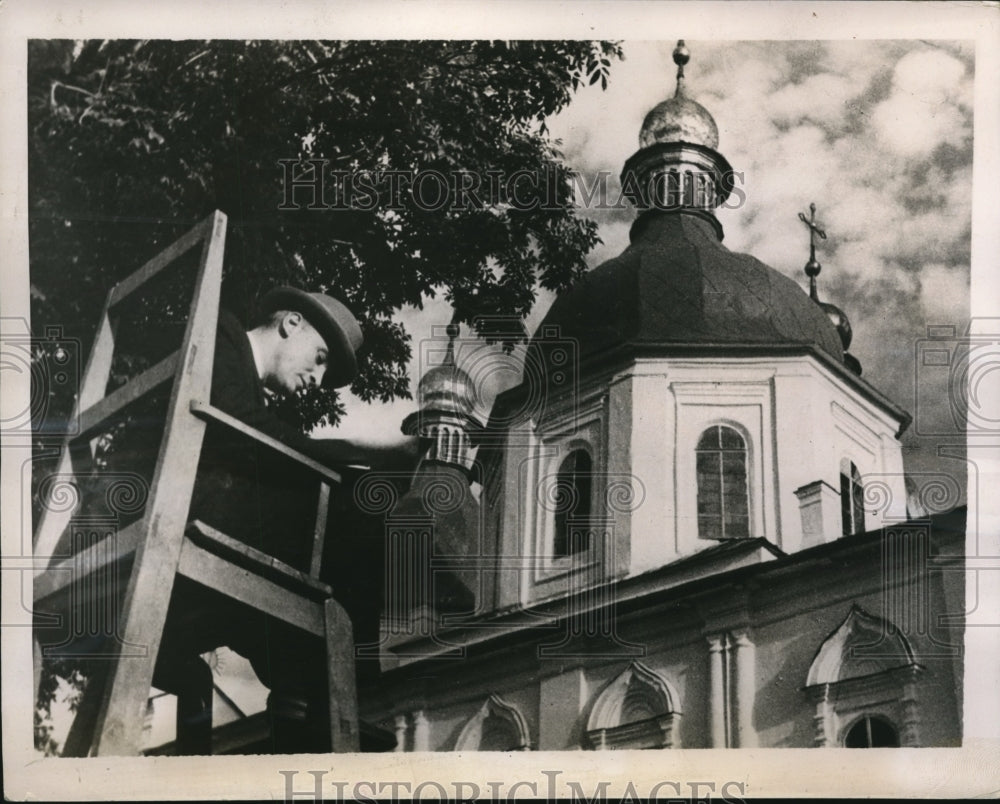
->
29, 39, 621, 425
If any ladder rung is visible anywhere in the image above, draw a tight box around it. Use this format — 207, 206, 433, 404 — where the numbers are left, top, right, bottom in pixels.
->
76, 351, 180, 440
177, 536, 326, 636
189, 400, 342, 485
33, 518, 144, 605
185, 520, 332, 599
108, 216, 215, 309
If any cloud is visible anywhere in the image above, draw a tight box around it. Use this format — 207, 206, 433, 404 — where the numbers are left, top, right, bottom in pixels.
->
919, 262, 970, 326
871, 48, 970, 158
769, 72, 857, 129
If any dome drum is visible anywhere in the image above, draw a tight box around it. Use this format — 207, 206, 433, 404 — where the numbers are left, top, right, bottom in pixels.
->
621, 142, 735, 211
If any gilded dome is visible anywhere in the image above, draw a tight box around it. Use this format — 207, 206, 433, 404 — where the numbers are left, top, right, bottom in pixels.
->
638, 40, 720, 151
416, 323, 474, 418
418, 362, 473, 418
639, 95, 719, 151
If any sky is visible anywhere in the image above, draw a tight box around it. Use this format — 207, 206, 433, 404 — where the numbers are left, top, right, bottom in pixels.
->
330, 39, 975, 513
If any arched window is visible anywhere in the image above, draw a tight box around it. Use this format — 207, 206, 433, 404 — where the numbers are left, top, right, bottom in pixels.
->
585, 662, 682, 749
844, 715, 899, 748
840, 461, 865, 535
696, 426, 749, 540
553, 449, 592, 557
803, 605, 923, 747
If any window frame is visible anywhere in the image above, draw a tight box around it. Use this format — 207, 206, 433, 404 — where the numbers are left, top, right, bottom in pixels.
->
695, 424, 752, 541
552, 447, 594, 559
840, 459, 866, 536
842, 713, 900, 748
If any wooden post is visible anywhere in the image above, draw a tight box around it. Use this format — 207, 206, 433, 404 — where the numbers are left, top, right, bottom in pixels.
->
309, 483, 331, 578
88, 211, 227, 755
33, 300, 117, 566
324, 598, 360, 752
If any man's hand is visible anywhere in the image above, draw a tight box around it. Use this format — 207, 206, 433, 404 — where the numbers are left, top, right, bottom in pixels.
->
318, 436, 421, 470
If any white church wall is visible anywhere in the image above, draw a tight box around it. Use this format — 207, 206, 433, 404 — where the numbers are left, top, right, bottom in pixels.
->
492, 350, 907, 612
621, 364, 673, 574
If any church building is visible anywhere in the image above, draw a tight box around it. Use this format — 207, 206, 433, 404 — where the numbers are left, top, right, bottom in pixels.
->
355, 42, 965, 751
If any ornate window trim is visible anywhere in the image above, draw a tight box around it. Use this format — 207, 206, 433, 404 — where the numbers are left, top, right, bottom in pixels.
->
803, 605, 924, 747
454, 694, 531, 751
585, 662, 682, 749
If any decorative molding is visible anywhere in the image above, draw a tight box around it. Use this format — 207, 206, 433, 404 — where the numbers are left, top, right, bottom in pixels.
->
830, 401, 881, 455
454, 694, 532, 751
671, 381, 773, 402
804, 606, 924, 747
806, 604, 916, 687
585, 662, 682, 749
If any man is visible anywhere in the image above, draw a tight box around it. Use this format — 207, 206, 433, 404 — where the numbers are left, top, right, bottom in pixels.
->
159, 286, 415, 754
190, 285, 417, 561
210, 285, 408, 467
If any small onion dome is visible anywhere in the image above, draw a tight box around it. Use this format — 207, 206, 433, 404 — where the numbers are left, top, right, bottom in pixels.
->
819, 300, 853, 351
640, 95, 720, 151
639, 40, 720, 151
416, 323, 474, 418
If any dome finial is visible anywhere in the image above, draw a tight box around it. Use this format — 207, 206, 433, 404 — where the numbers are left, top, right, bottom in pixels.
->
798, 202, 827, 301
445, 318, 460, 366
673, 40, 690, 97
797, 202, 856, 364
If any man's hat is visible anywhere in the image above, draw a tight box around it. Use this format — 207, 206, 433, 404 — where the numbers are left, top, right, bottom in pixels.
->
261, 286, 363, 389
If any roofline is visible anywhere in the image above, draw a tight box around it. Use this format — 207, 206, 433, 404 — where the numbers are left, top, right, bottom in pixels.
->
487, 340, 911, 438
363, 507, 964, 677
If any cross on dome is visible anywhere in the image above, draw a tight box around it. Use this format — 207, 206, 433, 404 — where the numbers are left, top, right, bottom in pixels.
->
798, 202, 828, 300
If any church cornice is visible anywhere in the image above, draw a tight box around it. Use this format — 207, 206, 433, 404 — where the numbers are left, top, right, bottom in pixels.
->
493, 340, 912, 439
363, 509, 964, 680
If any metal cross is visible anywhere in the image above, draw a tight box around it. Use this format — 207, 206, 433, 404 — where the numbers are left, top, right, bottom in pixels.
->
798, 202, 827, 299
798, 202, 827, 259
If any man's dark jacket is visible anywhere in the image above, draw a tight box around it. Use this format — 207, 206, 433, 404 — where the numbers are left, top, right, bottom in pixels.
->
189, 311, 340, 569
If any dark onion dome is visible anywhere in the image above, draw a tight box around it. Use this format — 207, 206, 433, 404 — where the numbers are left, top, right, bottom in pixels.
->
819, 300, 853, 351
527, 43, 842, 383
640, 94, 719, 151
527, 211, 845, 369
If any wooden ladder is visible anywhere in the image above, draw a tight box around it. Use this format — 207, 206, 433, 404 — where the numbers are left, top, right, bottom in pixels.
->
33, 211, 358, 755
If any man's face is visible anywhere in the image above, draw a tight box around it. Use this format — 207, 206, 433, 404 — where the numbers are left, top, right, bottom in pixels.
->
267, 312, 330, 394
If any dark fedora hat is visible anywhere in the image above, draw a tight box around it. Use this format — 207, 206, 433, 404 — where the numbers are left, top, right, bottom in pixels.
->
261, 286, 363, 389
